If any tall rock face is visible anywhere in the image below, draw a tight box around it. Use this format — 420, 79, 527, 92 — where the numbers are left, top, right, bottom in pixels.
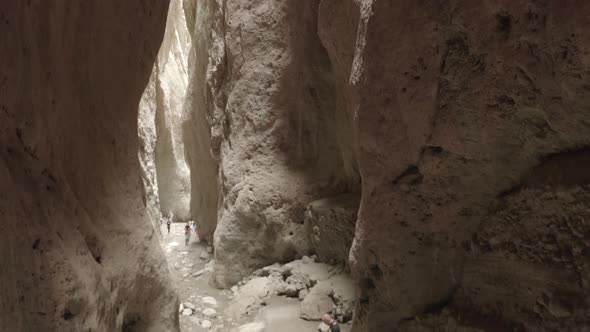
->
334, 1, 590, 331
184, 0, 590, 331
0, 1, 178, 331
182, 0, 360, 286
140, 0, 192, 222
181, 0, 224, 242
138, 69, 162, 230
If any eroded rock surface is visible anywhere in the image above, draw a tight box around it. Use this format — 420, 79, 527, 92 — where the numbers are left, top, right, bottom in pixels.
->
140, 0, 192, 222
182, 0, 360, 288
0, 1, 177, 331
226, 256, 354, 326
338, 1, 590, 330
305, 194, 360, 266
180, 0, 590, 331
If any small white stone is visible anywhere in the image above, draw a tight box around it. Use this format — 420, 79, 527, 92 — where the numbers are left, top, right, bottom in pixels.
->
183, 302, 196, 310
179, 303, 184, 312
201, 296, 217, 307
193, 269, 207, 277
182, 308, 193, 316
231, 286, 238, 293
201, 319, 212, 329
202, 308, 217, 318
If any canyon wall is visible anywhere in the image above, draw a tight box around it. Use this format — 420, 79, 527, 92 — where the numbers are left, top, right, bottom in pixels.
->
183, 0, 590, 331
344, 1, 590, 330
138, 68, 162, 229
183, 0, 360, 287
0, 1, 178, 331
140, 0, 192, 222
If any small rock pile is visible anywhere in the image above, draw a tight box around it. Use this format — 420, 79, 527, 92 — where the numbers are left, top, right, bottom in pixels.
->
226, 256, 355, 324
178, 295, 220, 329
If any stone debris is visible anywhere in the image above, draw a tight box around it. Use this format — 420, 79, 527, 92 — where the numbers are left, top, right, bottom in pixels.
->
182, 308, 193, 316
201, 319, 212, 329
183, 302, 196, 310
193, 269, 208, 277
202, 308, 217, 318
232, 322, 265, 332
202, 296, 218, 307
226, 257, 354, 324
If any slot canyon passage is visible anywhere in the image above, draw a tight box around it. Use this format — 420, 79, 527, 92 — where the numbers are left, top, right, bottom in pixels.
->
2, 0, 590, 331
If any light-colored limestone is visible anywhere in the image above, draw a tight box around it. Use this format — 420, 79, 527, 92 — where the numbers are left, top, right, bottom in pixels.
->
140, 0, 192, 221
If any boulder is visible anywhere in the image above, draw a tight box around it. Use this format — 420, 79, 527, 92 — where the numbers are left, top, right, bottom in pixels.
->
300, 283, 335, 321
202, 308, 217, 318
202, 296, 218, 307
201, 319, 212, 329
183, 302, 196, 310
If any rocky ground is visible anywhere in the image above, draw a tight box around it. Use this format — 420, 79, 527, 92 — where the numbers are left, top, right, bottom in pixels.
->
161, 223, 353, 331
160, 222, 234, 331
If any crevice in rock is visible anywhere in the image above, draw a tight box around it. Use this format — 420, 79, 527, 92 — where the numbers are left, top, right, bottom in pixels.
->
499, 147, 590, 197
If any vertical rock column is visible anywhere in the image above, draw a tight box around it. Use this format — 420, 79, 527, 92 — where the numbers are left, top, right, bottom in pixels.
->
138, 67, 162, 230
140, 0, 192, 222
182, 0, 360, 286
181, 0, 225, 242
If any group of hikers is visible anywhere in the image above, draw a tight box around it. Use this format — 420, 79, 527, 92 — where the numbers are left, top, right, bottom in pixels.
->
160, 212, 199, 246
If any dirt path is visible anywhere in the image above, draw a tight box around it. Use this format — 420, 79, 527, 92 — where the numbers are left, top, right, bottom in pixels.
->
160, 222, 236, 332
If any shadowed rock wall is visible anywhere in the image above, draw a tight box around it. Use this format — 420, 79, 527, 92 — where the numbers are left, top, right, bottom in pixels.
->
0, 1, 178, 331
340, 1, 590, 330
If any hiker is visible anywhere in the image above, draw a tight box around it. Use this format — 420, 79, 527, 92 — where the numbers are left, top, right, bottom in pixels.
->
166, 219, 171, 234
322, 314, 340, 332
184, 222, 191, 246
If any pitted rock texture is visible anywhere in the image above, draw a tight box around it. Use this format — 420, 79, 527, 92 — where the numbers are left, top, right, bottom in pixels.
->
138, 66, 162, 229
140, 0, 192, 222
182, 0, 359, 285
334, 1, 590, 330
182, 0, 590, 331
0, 1, 177, 331
305, 194, 360, 267
181, 0, 225, 242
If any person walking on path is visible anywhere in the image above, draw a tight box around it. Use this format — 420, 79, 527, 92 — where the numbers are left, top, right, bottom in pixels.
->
184, 222, 191, 246
322, 314, 340, 332
166, 219, 171, 234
